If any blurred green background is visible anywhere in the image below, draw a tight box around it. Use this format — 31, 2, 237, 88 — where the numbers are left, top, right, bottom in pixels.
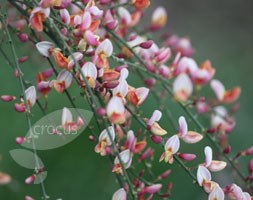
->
0, 0, 253, 199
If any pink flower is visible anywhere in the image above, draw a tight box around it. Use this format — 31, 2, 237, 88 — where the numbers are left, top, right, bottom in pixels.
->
204, 146, 227, 172
139, 184, 162, 195
197, 166, 211, 187
36, 41, 54, 57
95, 126, 115, 156
177, 116, 203, 143
210, 80, 241, 103
211, 106, 235, 132
173, 73, 193, 102
127, 87, 149, 106
175, 57, 198, 76
15, 86, 37, 112
159, 135, 180, 164
61, 107, 84, 132
146, 110, 167, 136
112, 188, 127, 200
68, 52, 83, 69
53, 70, 73, 93
81, 62, 97, 88
151, 7, 167, 28
112, 149, 132, 175
29, 7, 50, 32
106, 96, 126, 124
208, 186, 225, 200
60, 9, 70, 25
0, 172, 11, 185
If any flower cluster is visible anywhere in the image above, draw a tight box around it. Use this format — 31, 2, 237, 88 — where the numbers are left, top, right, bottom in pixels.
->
0, 0, 252, 200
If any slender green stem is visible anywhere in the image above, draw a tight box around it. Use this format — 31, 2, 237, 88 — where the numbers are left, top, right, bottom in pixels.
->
0, 13, 49, 200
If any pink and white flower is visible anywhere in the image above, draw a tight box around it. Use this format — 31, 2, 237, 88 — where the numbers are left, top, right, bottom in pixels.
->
177, 116, 203, 143
107, 96, 126, 124
203, 146, 227, 172
95, 126, 115, 156
159, 135, 180, 164
146, 110, 167, 136
112, 149, 132, 175
61, 107, 84, 132
15, 86, 37, 112
36, 41, 54, 57
173, 73, 193, 102
81, 62, 97, 88
53, 70, 73, 93
112, 188, 127, 200
208, 186, 225, 200
210, 80, 241, 103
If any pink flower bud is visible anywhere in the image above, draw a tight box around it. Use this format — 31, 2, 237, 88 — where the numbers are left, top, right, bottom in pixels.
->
16, 137, 25, 144
1, 95, 15, 102
139, 184, 162, 195
103, 80, 119, 89
115, 64, 128, 72
96, 107, 106, 117
105, 20, 118, 30
167, 182, 173, 191
25, 195, 34, 200
139, 40, 153, 49
178, 153, 196, 161
144, 78, 156, 88
150, 135, 163, 144
25, 175, 36, 184
248, 159, 253, 174
14, 69, 21, 77
245, 146, 253, 155
207, 128, 216, 134
139, 148, 154, 161
18, 56, 29, 63
17, 33, 29, 42
85, 30, 99, 46
14, 103, 26, 113
160, 169, 172, 179
88, 135, 95, 142
223, 146, 231, 154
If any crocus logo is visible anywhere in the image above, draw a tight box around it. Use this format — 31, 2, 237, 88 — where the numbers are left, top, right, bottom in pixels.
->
10, 108, 93, 184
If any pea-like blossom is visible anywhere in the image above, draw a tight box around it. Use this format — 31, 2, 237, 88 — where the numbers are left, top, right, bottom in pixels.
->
112, 149, 132, 175
29, 7, 50, 32
204, 146, 227, 172
151, 7, 167, 28
173, 73, 193, 102
95, 126, 115, 156
53, 70, 73, 93
81, 62, 98, 88
15, 86, 37, 112
36, 41, 54, 57
146, 110, 167, 136
159, 135, 180, 164
208, 186, 225, 200
61, 107, 84, 132
112, 188, 127, 200
106, 96, 126, 124
127, 87, 149, 106
177, 116, 203, 143
210, 79, 241, 103
211, 106, 235, 132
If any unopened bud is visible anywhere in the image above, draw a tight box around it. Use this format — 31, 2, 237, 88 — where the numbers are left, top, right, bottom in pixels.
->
16, 137, 25, 144
1, 95, 15, 102
178, 153, 196, 161
139, 40, 153, 49
150, 135, 162, 144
